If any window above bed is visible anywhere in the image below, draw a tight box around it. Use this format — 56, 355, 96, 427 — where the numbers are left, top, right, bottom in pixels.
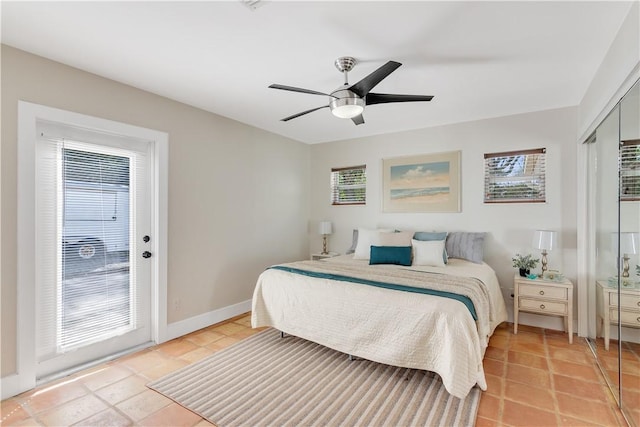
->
331, 165, 366, 205
484, 148, 546, 203
621, 139, 640, 201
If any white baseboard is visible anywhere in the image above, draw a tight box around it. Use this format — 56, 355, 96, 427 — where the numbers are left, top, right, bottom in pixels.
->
1, 373, 23, 400
165, 299, 252, 342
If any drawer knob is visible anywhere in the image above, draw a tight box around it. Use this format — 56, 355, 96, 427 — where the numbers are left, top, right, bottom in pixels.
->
540, 304, 546, 310
637, 301, 640, 307
637, 317, 640, 323
539, 290, 544, 295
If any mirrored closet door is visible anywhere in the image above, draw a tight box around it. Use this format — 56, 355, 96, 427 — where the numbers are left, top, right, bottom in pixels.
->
587, 78, 639, 427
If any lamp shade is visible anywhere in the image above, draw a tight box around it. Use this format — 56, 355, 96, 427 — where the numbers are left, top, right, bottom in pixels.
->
318, 221, 333, 235
532, 230, 557, 251
620, 232, 640, 255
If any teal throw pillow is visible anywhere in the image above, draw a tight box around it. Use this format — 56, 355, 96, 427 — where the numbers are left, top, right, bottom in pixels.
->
369, 246, 412, 266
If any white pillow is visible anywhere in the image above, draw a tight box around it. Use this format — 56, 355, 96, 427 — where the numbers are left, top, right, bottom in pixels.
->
379, 230, 413, 247
353, 228, 394, 260
412, 239, 446, 267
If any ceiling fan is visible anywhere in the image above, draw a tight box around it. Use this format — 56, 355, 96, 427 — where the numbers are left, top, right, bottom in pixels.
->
269, 56, 433, 125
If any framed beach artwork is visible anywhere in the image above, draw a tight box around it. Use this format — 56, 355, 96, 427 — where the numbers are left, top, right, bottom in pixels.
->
382, 151, 461, 213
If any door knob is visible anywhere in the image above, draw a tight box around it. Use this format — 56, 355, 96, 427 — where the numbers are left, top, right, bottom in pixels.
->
142, 251, 152, 259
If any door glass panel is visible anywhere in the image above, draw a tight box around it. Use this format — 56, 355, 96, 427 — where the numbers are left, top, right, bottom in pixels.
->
61, 148, 133, 350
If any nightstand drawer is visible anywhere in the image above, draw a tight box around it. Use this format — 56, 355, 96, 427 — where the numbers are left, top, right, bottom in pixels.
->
611, 309, 640, 327
520, 298, 567, 314
519, 283, 567, 300
609, 293, 640, 310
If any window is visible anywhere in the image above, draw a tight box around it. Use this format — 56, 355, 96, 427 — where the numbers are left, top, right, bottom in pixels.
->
621, 139, 640, 201
484, 148, 546, 203
331, 165, 366, 205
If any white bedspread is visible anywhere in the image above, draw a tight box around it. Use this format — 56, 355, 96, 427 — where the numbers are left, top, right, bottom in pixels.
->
251, 255, 507, 398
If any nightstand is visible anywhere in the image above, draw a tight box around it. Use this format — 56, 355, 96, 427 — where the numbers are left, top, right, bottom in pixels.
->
513, 274, 574, 343
311, 252, 340, 261
596, 280, 640, 351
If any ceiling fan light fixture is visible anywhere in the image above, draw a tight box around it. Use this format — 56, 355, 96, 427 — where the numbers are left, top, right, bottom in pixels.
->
330, 96, 364, 119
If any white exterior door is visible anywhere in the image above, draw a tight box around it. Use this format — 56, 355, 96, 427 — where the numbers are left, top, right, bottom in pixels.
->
34, 120, 153, 379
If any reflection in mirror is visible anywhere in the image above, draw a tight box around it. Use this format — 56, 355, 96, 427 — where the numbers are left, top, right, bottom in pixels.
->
591, 99, 621, 403
618, 79, 639, 427
587, 78, 639, 427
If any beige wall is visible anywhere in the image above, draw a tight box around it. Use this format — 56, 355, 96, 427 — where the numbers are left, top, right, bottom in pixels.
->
309, 107, 579, 327
1, 45, 310, 377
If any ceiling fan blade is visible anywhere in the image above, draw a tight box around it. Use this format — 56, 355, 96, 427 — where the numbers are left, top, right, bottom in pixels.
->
348, 61, 402, 97
269, 84, 335, 98
351, 114, 365, 125
281, 105, 328, 122
366, 93, 434, 105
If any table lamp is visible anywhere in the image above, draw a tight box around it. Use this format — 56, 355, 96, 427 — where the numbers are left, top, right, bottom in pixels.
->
619, 232, 639, 278
319, 221, 333, 255
533, 230, 557, 273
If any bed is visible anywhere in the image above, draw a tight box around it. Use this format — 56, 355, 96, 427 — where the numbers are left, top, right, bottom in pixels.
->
251, 230, 508, 398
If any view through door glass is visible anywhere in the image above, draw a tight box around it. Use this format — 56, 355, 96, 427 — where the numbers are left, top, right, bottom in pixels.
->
61, 148, 133, 349
36, 122, 152, 379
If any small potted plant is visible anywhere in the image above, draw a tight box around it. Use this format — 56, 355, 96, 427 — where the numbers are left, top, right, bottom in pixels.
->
512, 253, 540, 277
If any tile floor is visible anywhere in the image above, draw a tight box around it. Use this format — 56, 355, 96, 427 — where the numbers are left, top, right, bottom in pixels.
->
477, 323, 632, 427
588, 337, 640, 427
0, 314, 633, 427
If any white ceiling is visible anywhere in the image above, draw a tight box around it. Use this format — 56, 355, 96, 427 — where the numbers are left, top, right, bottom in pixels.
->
1, 1, 634, 144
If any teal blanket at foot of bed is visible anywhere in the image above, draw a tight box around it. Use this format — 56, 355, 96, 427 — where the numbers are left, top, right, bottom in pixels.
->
268, 265, 477, 320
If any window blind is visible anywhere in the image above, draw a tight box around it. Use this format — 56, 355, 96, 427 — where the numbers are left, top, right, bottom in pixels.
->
60, 147, 134, 350
621, 139, 640, 201
331, 165, 366, 205
484, 148, 546, 203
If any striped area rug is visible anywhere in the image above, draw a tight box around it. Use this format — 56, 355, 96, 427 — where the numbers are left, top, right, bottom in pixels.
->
148, 329, 481, 427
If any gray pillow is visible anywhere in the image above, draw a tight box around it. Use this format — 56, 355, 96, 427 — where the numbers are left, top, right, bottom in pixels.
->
346, 229, 358, 254
413, 231, 448, 264
445, 232, 486, 264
